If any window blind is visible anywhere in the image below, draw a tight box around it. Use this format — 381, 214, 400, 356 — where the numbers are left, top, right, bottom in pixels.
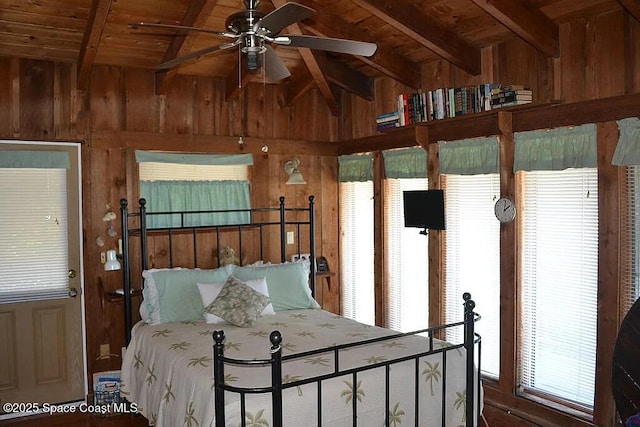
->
443, 173, 501, 378
0, 168, 69, 303
518, 168, 598, 408
384, 178, 429, 332
340, 181, 375, 325
621, 166, 640, 314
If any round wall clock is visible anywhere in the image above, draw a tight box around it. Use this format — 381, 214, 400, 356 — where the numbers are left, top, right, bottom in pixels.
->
494, 197, 516, 223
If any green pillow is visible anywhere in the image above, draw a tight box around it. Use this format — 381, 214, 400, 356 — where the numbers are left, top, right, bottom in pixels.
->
142, 266, 233, 324
205, 276, 271, 327
233, 262, 319, 311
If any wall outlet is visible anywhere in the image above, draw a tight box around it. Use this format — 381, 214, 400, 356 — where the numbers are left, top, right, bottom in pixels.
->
99, 343, 110, 357
287, 231, 294, 245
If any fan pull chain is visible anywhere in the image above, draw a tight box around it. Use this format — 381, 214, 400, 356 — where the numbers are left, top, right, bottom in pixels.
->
238, 45, 242, 89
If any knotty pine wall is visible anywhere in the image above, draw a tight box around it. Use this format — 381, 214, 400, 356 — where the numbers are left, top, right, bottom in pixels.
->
1, 6, 638, 426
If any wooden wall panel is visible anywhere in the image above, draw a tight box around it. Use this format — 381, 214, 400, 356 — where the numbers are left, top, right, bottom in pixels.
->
0, 58, 12, 137
19, 59, 54, 140
89, 66, 123, 131
124, 68, 159, 132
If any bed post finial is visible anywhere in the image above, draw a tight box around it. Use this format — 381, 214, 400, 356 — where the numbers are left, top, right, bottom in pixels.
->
120, 198, 128, 208
270, 330, 283, 348
463, 292, 476, 312
213, 330, 225, 345
139, 198, 146, 208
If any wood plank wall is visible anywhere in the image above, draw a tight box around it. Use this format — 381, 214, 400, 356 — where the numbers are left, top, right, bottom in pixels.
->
0, 6, 638, 427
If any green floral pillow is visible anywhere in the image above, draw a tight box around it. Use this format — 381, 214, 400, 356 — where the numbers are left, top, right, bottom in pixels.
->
204, 276, 271, 327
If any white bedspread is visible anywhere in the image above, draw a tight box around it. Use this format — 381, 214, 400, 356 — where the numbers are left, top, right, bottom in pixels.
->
121, 309, 478, 426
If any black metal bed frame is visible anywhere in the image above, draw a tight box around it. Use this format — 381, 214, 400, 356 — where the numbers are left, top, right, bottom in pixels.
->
119, 195, 482, 427
120, 195, 316, 344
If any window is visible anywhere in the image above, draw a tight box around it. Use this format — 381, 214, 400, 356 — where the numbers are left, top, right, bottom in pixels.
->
0, 154, 70, 303
442, 173, 501, 378
622, 166, 640, 313
340, 180, 375, 325
518, 168, 598, 408
384, 178, 429, 331
137, 152, 252, 228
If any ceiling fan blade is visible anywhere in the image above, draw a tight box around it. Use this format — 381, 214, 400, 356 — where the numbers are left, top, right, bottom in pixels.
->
254, 2, 315, 36
129, 22, 236, 38
263, 45, 291, 81
274, 34, 377, 57
155, 40, 241, 70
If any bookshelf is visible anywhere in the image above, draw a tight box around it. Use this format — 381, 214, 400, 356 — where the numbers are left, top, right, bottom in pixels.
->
343, 92, 640, 156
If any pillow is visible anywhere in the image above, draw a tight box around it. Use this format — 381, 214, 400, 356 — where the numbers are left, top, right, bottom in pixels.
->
233, 262, 320, 311
197, 277, 275, 324
204, 276, 271, 327
141, 266, 234, 324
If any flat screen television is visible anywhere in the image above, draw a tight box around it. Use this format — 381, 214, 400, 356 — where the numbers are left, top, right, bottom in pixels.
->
403, 189, 445, 231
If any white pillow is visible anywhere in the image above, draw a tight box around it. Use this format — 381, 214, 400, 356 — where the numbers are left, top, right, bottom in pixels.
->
197, 277, 275, 324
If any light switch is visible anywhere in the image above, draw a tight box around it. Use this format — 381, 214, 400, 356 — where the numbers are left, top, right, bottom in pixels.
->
287, 231, 294, 244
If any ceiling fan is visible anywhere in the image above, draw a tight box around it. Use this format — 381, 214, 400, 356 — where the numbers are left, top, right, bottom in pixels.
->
129, 0, 377, 81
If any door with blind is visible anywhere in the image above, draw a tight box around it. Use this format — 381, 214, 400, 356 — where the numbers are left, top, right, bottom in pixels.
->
0, 141, 84, 410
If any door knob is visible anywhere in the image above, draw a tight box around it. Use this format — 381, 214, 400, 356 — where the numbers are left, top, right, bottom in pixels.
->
68, 287, 79, 298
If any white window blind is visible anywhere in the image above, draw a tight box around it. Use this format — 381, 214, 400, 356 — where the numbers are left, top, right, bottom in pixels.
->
384, 178, 429, 332
340, 181, 375, 325
443, 173, 501, 378
138, 162, 248, 181
621, 166, 640, 315
518, 168, 598, 408
0, 168, 69, 303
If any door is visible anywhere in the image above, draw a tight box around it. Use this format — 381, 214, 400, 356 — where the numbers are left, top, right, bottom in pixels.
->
0, 141, 85, 410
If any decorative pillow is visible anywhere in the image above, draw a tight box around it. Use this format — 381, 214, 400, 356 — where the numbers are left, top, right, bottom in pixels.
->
197, 277, 275, 324
204, 276, 271, 327
141, 266, 234, 324
233, 261, 320, 311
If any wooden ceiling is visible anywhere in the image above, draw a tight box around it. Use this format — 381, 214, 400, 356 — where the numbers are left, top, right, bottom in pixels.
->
1, 0, 636, 115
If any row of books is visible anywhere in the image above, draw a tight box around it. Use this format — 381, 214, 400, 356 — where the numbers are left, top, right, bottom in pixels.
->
376, 84, 532, 131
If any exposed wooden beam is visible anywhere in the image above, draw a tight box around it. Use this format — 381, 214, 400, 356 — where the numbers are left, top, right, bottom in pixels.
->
296, 0, 421, 89
616, 0, 640, 23
271, 0, 341, 116
470, 0, 559, 58
323, 55, 374, 101
352, 0, 481, 75
155, 0, 220, 95
77, 0, 112, 90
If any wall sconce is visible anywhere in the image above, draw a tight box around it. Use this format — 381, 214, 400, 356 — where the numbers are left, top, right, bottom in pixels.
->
104, 249, 121, 271
284, 158, 306, 185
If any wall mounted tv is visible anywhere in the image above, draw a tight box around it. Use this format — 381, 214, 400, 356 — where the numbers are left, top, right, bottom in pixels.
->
403, 189, 445, 233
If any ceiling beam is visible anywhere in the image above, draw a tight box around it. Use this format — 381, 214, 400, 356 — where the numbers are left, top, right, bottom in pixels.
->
470, 0, 559, 58
322, 55, 374, 101
225, 56, 258, 101
295, 0, 421, 89
271, 0, 340, 116
285, 69, 316, 106
155, 0, 220, 95
616, 0, 640, 23
352, 0, 481, 75
77, 0, 112, 90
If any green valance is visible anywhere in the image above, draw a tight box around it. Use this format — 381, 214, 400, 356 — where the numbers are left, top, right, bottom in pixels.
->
382, 146, 427, 179
612, 117, 640, 166
514, 124, 596, 171
135, 151, 253, 165
0, 150, 70, 169
438, 136, 499, 175
338, 153, 373, 182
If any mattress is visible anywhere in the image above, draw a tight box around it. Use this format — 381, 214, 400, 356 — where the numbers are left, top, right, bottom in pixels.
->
121, 308, 478, 426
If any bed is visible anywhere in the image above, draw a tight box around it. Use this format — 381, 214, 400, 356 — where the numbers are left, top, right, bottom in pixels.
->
118, 196, 482, 427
